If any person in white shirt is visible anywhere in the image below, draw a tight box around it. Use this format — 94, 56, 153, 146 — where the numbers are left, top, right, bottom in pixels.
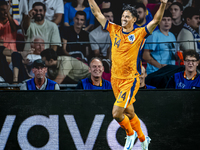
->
22, 2, 61, 51
19, 0, 64, 25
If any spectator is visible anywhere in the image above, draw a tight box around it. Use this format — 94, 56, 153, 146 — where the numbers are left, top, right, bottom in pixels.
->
0, 44, 33, 84
20, 59, 60, 90
64, 0, 94, 31
24, 36, 45, 77
143, 10, 176, 74
62, 11, 90, 63
139, 66, 156, 89
169, 2, 184, 39
101, 0, 111, 9
166, 49, 200, 89
134, 0, 153, 22
22, 2, 61, 51
134, 3, 158, 30
40, 48, 90, 84
76, 57, 112, 89
9, 36, 45, 79
19, 0, 64, 25
177, 7, 200, 55
0, 1, 19, 51
89, 8, 113, 60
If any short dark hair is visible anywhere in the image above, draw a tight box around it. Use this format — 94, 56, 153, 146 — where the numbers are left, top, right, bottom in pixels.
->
75, 11, 86, 20
135, 3, 146, 11
169, 2, 183, 11
0, 1, 8, 6
89, 57, 103, 67
183, 7, 199, 21
183, 50, 199, 60
32, 2, 46, 12
163, 9, 172, 18
101, 8, 113, 14
40, 48, 57, 61
122, 4, 139, 20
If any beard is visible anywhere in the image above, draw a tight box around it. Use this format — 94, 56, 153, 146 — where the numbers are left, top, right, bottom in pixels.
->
136, 18, 144, 24
34, 14, 45, 21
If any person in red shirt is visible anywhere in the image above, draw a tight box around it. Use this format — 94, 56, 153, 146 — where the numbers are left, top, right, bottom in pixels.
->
0, 1, 19, 52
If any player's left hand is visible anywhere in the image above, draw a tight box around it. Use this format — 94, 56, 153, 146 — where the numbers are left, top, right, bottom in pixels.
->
160, 0, 168, 4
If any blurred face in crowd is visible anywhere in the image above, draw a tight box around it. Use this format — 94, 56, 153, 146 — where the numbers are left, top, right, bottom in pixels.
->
89, 59, 104, 78
42, 57, 54, 67
169, 5, 182, 20
121, 10, 137, 28
32, 66, 47, 79
33, 5, 45, 21
184, 56, 199, 73
159, 17, 172, 31
136, 7, 146, 24
103, 11, 114, 22
143, 0, 148, 6
0, 4, 8, 20
139, 66, 147, 87
74, 14, 85, 29
186, 15, 200, 31
32, 38, 45, 55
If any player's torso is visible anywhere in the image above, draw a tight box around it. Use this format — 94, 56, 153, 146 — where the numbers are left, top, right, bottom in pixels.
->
110, 28, 144, 79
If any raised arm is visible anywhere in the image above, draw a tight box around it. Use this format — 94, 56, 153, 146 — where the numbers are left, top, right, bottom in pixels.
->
88, 0, 107, 28
147, 0, 168, 34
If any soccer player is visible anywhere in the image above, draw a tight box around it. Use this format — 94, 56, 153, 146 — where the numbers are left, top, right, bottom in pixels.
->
88, 0, 168, 149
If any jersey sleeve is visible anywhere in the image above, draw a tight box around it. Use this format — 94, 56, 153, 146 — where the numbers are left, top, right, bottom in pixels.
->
103, 20, 121, 34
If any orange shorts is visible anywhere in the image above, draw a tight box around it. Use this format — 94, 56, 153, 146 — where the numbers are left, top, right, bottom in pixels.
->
111, 77, 140, 108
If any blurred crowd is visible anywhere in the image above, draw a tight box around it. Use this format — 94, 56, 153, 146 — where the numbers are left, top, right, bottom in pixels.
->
0, 0, 200, 90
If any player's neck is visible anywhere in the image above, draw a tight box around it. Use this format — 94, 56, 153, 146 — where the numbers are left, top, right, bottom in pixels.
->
122, 25, 134, 33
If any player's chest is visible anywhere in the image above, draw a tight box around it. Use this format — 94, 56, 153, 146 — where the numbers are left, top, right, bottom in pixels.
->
111, 33, 138, 49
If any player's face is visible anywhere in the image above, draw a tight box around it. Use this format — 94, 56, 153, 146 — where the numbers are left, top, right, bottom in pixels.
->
169, 5, 182, 20
89, 59, 104, 78
74, 14, 85, 29
187, 15, 200, 31
184, 56, 199, 73
159, 17, 172, 31
103, 11, 114, 22
121, 10, 136, 28
136, 7, 146, 24
33, 6, 45, 21
32, 66, 47, 79
33, 39, 45, 55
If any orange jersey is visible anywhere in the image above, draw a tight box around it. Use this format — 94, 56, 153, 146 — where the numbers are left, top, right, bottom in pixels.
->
104, 20, 150, 79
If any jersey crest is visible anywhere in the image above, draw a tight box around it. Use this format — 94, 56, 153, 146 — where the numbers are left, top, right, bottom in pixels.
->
128, 34, 135, 43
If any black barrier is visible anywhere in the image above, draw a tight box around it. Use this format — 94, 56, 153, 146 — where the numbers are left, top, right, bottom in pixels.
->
0, 90, 200, 150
